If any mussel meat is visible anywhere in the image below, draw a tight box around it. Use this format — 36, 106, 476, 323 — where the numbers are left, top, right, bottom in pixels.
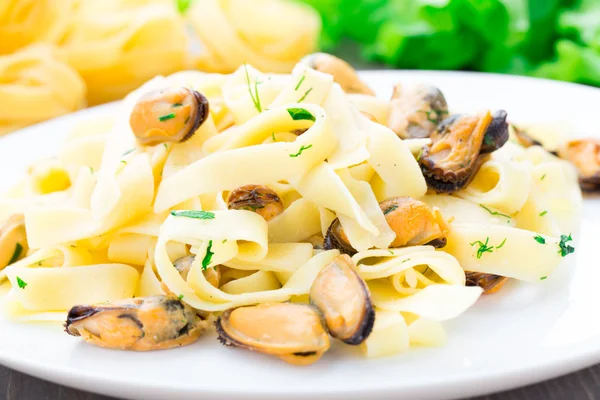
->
309, 255, 374, 345
419, 110, 509, 193
557, 138, 600, 191
0, 214, 28, 270
227, 185, 284, 221
215, 302, 330, 365
465, 272, 508, 294
173, 255, 220, 288
65, 295, 209, 351
388, 83, 448, 139
130, 87, 209, 146
324, 197, 450, 255
301, 53, 374, 95
512, 124, 543, 148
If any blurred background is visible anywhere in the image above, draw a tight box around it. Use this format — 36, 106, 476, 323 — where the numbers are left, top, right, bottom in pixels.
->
1, 0, 598, 135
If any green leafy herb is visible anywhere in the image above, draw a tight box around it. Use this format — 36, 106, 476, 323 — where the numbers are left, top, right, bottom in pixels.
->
164, 143, 169, 149
222, 239, 227, 244
534, 234, 546, 244
244, 64, 262, 113
290, 144, 313, 157
9, 243, 23, 265
496, 238, 507, 249
558, 233, 575, 257
540, 276, 547, 280
401, 258, 411, 264
16, 276, 27, 289
540, 174, 547, 180
388, 250, 394, 255
121, 148, 135, 157
178, 294, 184, 300
172, 103, 183, 108
295, 75, 306, 90
480, 204, 512, 219
298, 88, 313, 102
170, 210, 215, 219
539, 210, 548, 217
287, 107, 315, 122
271, 132, 277, 142
175, 0, 194, 14
383, 204, 398, 215
120, 160, 127, 165
88, 167, 94, 174
416, 148, 424, 161
201, 240, 214, 270
159, 113, 176, 122
469, 237, 494, 259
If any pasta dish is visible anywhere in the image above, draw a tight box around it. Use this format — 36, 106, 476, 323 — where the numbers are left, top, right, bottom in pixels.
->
0, 54, 581, 364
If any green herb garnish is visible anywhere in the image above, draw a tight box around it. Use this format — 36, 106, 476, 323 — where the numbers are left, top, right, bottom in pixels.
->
8, 243, 23, 265
244, 64, 262, 113
16, 276, 27, 289
480, 204, 512, 219
540, 174, 546, 180
298, 88, 313, 103
383, 205, 398, 215
121, 148, 135, 157
222, 239, 227, 244
470, 237, 495, 259
496, 238, 507, 249
295, 75, 306, 90
289, 144, 313, 157
159, 113, 176, 122
201, 240, 214, 270
287, 107, 315, 122
172, 103, 183, 108
534, 234, 546, 244
120, 160, 127, 165
178, 294, 184, 300
558, 233, 575, 257
539, 210, 548, 217
170, 210, 215, 219
164, 143, 169, 149
271, 132, 277, 142
88, 167, 94, 174
540, 276, 547, 280
176, 0, 194, 14
416, 148, 424, 161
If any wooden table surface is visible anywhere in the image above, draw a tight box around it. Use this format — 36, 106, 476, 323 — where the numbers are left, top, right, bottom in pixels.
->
2, 362, 599, 400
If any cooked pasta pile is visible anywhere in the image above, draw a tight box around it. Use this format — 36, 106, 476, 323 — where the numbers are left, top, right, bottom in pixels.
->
0, 55, 581, 363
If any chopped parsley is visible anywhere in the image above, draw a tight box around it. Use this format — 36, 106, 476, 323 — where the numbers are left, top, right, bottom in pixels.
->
178, 294, 184, 300
540, 174, 546, 180
469, 237, 507, 259
287, 107, 315, 122
159, 113, 176, 122
558, 234, 575, 257
298, 88, 313, 103
539, 210, 548, 217
388, 250, 394, 255
121, 148, 135, 157
480, 204, 512, 219
170, 210, 215, 219
271, 132, 277, 142
88, 167, 94, 174
244, 64, 262, 113
416, 148, 424, 161
16, 276, 27, 289
383, 204, 398, 215
289, 144, 313, 157
540, 276, 547, 280
201, 240, 214, 270
401, 258, 411, 263
8, 243, 23, 265
222, 239, 227, 244
163, 143, 169, 149
295, 75, 306, 90
172, 103, 183, 108
534, 234, 546, 244
176, 0, 194, 13
120, 160, 127, 165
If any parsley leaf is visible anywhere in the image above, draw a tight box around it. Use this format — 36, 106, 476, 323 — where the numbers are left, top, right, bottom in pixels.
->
16, 276, 27, 289
159, 113, 176, 122
201, 240, 214, 270
271, 132, 277, 142
244, 64, 262, 113
540, 276, 547, 280
8, 243, 23, 265
178, 294, 184, 300
540, 174, 546, 180
383, 204, 398, 215
176, 0, 194, 13
295, 75, 306, 90
558, 233, 575, 257
289, 144, 313, 157
539, 210, 548, 217
480, 204, 512, 219
170, 210, 215, 219
496, 238, 507, 249
287, 107, 315, 122
298, 88, 313, 102
534, 234, 546, 244
469, 237, 506, 259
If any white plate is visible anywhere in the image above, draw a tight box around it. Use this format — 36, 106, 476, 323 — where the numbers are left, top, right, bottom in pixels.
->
0, 71, 599, 400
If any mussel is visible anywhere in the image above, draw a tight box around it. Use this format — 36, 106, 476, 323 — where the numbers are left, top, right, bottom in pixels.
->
227, 185, 284, 221
301, 53, 374, 95
215, 302, 330, 365
0, 214, 28, 270
387, 83, 448, 139
309, 255, 375, 345
419, 110, 509, 193
65, 295, 209, 351
512, 124, 543, 149
465, 272, 508, 294
173, 255, 220, 288
557, 138, 600, 191
324, 197, 450, 255
130, 87, 209, 146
